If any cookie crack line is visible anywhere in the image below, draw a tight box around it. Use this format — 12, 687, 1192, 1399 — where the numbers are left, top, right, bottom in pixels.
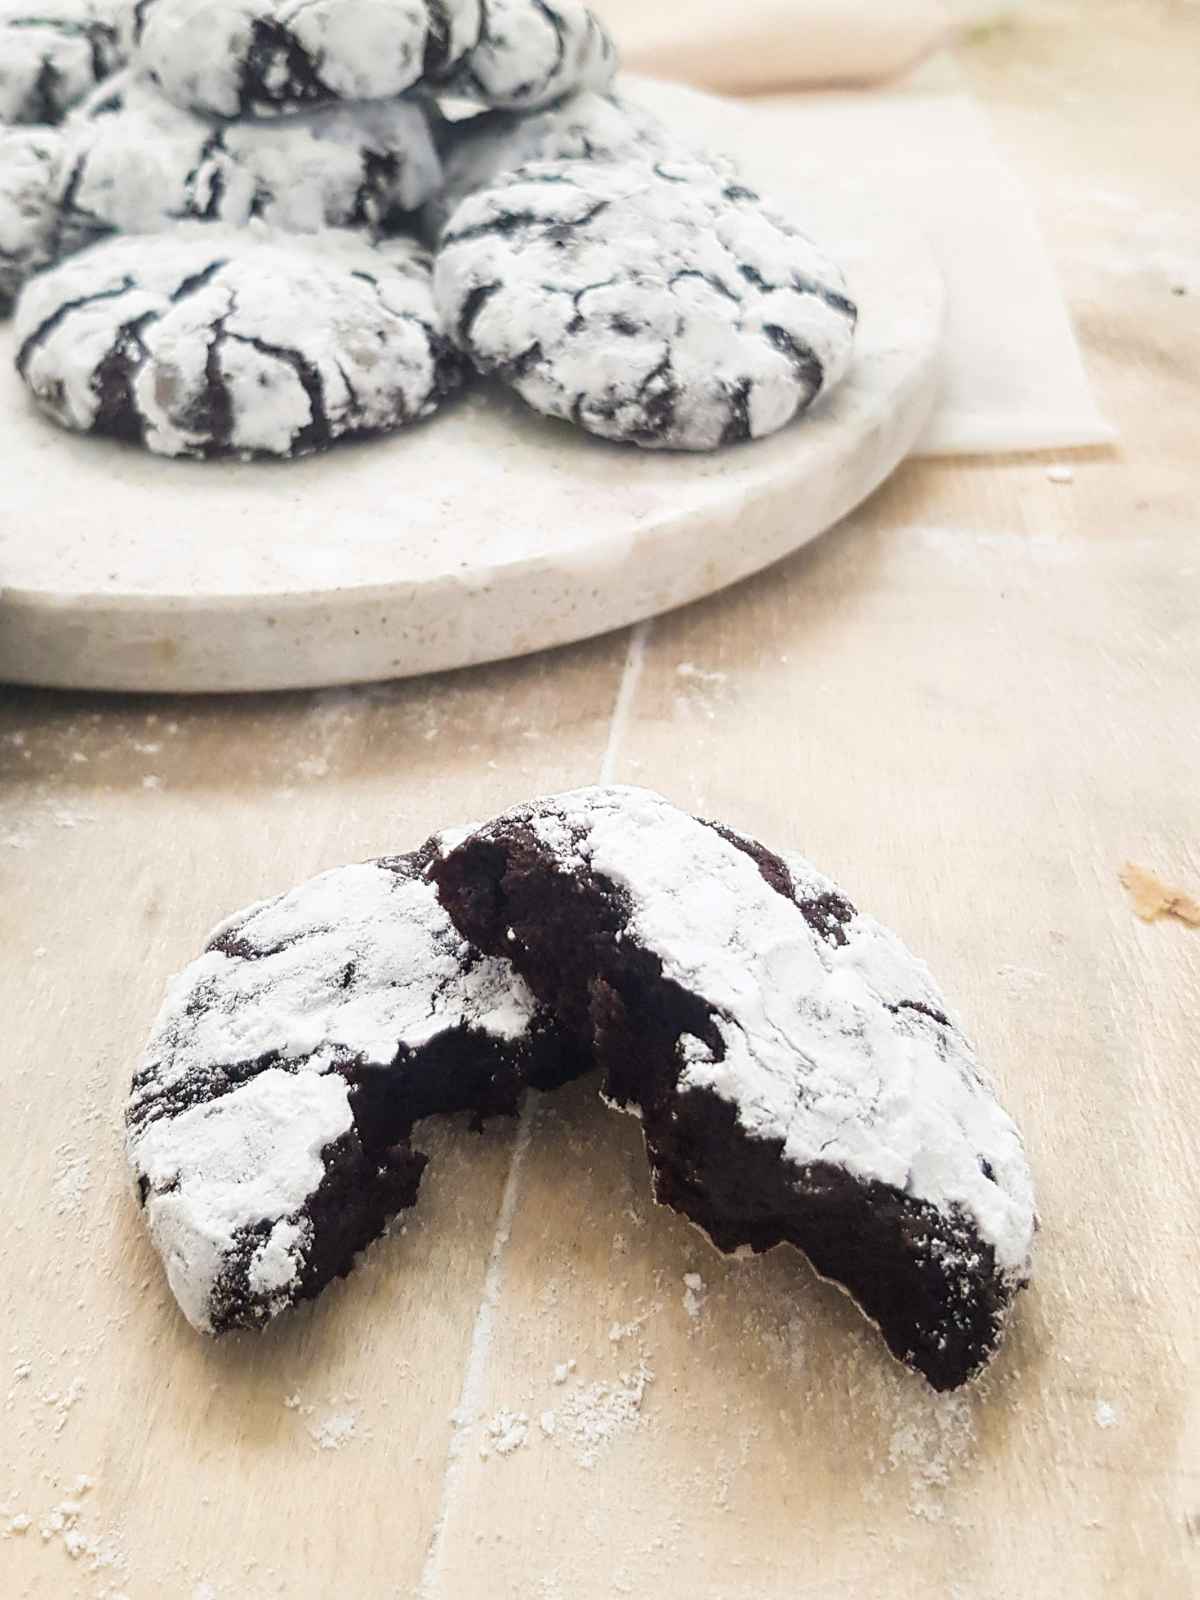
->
1, 7, 126, 125
128, 791, 1034, 1392
15, 274, 135, 375
225, 328, 330, 446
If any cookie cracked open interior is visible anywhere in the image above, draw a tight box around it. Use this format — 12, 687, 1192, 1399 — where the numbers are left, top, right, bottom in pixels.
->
432, 787, 1036, 1391
129, 790, 1034, 1391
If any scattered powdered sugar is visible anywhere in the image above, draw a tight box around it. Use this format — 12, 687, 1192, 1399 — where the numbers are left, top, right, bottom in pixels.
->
997, 963, 1049, 995
882, 1384, 977, 1522
51, 1147, 92, 1219
5, 1512, 32, 1535
479, 1354, 653, 1472
608, 1309, 655, 1344
1094, 1400, 1119, 1429
553, 1362, 654, 1470
753, 1308, 808, 1374
673, 663, 732, 724
682, 1273, 706, 1320
49, 806, 98, 829
284, 1391, 366, 1451
480, 1410, 529, 1459
308, 1410, 361, 1452
39, 1374, 86, 1435
675, 663, 727, 685
32, 1479, 128, 1578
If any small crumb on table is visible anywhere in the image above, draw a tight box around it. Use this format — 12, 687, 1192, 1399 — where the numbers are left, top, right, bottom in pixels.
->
1120, 862, 1200, 927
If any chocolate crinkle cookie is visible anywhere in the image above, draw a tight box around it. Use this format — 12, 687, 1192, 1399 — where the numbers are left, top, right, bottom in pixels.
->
13, 222, 466, 456
434, 158, 858, 450
131, 0, 485, 119
422, 88, 706, 243
0, 125, 63, 315
130, 0, 613, 121
127, 844, 579, 1334
442, 0, 616, 112
0, 0, 126, 126
0, 72, 443, 306
433, 787, 1037, 1390
61, 70, 444, 235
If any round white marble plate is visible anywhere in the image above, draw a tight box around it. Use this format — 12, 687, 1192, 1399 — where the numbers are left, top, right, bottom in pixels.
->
0, 79, 944, 693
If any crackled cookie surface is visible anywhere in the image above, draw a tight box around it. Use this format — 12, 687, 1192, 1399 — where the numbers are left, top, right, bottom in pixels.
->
433, 786, 1037, 1389
445, 0, 616, 111
133, 0, 483, 118
128, 847, 575, 1334
0, 0, 125, 126
435, 158, 857, 451
14, 223, 465, 457
0, 125, 63, 315
1, 73, 444, 306
424, 89, 687, 242
57, 72, 443, 237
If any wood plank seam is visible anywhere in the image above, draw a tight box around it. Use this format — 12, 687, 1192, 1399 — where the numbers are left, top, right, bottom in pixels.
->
416, 618, 654, 1596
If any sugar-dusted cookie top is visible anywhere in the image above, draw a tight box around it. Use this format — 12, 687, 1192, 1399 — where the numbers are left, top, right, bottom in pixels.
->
128, 849, 572, 1332
435, 159, 856, 451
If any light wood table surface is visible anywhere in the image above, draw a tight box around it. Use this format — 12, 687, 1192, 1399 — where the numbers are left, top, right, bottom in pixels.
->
2, 4, 1197, 1596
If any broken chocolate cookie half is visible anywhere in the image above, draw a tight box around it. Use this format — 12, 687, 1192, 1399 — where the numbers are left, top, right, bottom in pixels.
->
130, 788, 1034, 1389
433, 786, 1036, 1390
127, 844, 578, 1334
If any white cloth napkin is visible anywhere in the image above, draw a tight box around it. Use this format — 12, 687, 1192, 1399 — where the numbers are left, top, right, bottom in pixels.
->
724, 62, 1114, 455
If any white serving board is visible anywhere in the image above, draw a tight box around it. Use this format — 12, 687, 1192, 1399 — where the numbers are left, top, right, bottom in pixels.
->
0, 79, 944, 693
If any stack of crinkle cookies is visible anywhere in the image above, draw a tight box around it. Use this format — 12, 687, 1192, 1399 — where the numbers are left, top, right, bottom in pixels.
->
0, 0, 858, 459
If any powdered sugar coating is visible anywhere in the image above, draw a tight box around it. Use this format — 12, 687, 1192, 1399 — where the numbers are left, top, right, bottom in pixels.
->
435, 158, 857, 451
515, 786, 1035, 1277
0, 0, 126, 126
0, 125, 64, 315
128, 854, 552, 1332
129, 1069, 353, 1331
445, 0, 616, 111
134, 0, 483, 118
57, 71, 442, 241
130, 858, 541, 1128
14, 222, 464, 458
423, 89, 699, 242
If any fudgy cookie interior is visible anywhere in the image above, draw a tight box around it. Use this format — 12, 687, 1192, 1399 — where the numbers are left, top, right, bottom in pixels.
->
434, 826, 1012, 1390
